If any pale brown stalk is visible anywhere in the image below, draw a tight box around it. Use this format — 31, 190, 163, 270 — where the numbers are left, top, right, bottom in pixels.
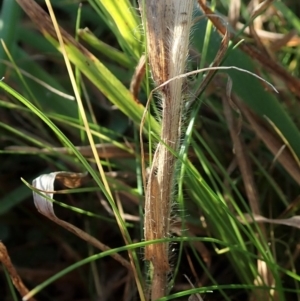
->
0, 242, 37, 301
139, 0, 194, 299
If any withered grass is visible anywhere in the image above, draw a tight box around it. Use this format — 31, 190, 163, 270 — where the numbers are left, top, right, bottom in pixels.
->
139, 1, 194, 299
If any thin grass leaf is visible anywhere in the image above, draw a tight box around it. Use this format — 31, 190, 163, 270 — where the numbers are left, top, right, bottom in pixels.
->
88, 0, 142, 58
78, 28, 132, 67
240, 214, 300, 229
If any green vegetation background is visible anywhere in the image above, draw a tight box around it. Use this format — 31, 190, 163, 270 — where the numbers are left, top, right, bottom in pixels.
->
0, 0, 300, 300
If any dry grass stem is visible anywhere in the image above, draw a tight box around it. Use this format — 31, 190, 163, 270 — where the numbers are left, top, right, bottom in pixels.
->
139, 0, 194, 299
222, 82, 276, 300
0, 242, 37, 301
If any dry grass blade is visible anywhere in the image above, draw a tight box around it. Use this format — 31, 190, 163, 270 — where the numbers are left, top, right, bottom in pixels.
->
184, 275, 204, 301
16, 0, 91, 61
222, 78, 262, 217
32, 172, 132, 270
54, 172, 89, 188
249, 0, 274, 23
270, 30, 299, 51
130, 55, 146, 104
239, 214, 300, 229
6, 143, 137, 159
248, 0, 274, 57
236, 98, 300, 185
0, 242, 37, 301
233, 23, 300, 47
222, 78, 276, 301
228, 0, 241, 28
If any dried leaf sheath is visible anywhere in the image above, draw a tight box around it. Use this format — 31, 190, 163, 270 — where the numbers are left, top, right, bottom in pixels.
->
140, 0, 194, 298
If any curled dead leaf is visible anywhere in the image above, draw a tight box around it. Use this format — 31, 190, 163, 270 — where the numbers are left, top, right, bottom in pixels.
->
32, 172, 132, 270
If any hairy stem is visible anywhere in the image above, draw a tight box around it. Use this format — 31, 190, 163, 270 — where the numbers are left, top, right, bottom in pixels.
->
139, 1, 194, 299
